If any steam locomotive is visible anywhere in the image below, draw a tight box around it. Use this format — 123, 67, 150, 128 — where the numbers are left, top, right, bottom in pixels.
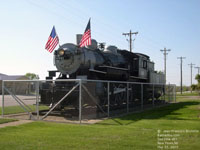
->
40, 35, 165, 109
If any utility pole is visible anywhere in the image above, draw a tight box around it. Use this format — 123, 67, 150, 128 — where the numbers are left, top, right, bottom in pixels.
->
177, 57, 186, 94
188, 63, 195, 93
122, 30, 138, 53
195, 66, 200, 75
160, 48, 171, 84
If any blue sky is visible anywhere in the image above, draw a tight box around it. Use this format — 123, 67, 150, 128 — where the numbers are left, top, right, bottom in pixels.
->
0, 0, 200, 86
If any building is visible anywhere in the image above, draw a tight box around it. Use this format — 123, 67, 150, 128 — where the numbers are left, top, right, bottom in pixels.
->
0, 73, 29, 95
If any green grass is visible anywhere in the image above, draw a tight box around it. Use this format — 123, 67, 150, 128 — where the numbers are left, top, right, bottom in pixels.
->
0, 105, 48, 115
0, 104, 48, 126
176, 92, 200, 102
176, 91, 199, 96
0, 97, 199, 150
100, 101, 200, 125
0, 118, 17, 124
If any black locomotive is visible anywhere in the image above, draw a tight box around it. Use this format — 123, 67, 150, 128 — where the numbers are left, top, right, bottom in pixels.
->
40, 35, 165, 110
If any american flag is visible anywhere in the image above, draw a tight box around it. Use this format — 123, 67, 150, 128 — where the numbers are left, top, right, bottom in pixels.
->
45, 26, 59, 53
79, 19, 91, 47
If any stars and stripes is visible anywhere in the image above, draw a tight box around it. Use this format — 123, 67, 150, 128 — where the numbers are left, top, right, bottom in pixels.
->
79, 19, 91, 47
45, 26, 59, 53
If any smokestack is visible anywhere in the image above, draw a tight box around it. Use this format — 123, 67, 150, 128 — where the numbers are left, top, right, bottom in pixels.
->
76, 34, 82, 45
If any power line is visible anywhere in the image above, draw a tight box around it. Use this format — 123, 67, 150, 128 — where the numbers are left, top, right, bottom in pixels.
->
188, 63, 195, 93
177, 57, 186, 94
160, 48, 171, 84
28, 0, 167, 52
28, 0, 124, 46
122, 30, 138, 52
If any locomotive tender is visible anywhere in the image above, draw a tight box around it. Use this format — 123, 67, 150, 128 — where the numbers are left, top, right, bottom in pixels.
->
40, 35, 164, 109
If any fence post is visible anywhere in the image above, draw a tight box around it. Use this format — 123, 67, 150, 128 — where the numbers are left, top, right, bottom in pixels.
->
79, 80, 82, 124
107, 82, 110, 117
170, 85, 173, 102
13, 81, 16, 95
127, 83, 129, 113
141, 84, 143, 110
174, 85, 176, 103
36, 81, 40, 120
168, 84, 170, 102
152, 84, 154, 107
164, 84, 166, 103
2, 81, 4, 117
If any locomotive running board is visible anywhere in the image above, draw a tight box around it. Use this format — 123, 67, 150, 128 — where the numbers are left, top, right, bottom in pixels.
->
130, 76, 147, 80
41, 83, 80, 120
99, 65, 129, 71
89, 69, 106, 74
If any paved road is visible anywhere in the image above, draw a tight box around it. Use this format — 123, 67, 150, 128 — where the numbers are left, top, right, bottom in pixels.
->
0, 95, 37, 107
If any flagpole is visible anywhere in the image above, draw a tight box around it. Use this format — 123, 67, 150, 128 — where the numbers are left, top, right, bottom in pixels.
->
54, 25, 60, 48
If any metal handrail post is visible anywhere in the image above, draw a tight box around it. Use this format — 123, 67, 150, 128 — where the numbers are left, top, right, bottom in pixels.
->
164, 84, 166, 102
107, 82, 110, 117
152, 84, 154, 107
79, 80, 82, 124
36, 81, 40, 120
174, 85, 176, 103
167, 84, 170, 102
127, 83, 129, 113
141, 84, 143, 110
2, 81, 4, 117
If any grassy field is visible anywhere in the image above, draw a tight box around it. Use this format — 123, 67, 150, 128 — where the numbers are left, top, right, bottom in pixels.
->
0, 105, 48, 115
176, 91, 199, 96
0, 118, 16, 124
0, 96, 199, 150
0, 105, 48, 124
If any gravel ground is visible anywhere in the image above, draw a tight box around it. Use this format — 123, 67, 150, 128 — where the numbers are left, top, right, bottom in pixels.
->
0, 119, 33, 128
0, 95, 36, 106
3, 112, 105, 124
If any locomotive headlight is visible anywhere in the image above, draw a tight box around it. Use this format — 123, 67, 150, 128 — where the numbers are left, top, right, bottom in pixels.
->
58, 49, 65, 56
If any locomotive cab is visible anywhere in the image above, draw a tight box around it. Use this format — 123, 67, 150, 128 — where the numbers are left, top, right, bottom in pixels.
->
137, 53, 149, 80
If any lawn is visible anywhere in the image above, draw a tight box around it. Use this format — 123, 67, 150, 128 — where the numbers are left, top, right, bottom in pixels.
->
0, 105, 48, 115
0, 96, 199, 150
0, 105, 48, 125
0, 118, 17, 124
176, 91, 199, 96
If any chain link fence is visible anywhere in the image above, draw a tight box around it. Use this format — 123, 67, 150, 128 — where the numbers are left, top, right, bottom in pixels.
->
1, 79, 176, 123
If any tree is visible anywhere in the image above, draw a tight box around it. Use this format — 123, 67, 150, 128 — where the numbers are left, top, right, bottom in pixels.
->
195, 74, 200, 83
191, 74, 200, 95
25, 73, 39, 80
25, 73, 39, 94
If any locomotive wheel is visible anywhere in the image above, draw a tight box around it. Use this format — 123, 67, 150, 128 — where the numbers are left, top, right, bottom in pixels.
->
98, 83, 109, 107
111, 83, 126, 107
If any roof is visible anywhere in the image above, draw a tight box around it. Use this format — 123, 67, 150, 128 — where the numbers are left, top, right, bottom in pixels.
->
134, 53, 150, 59
0, 73, 28, 80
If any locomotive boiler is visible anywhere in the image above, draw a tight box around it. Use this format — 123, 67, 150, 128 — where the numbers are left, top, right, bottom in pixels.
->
40, 35, 165, 110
